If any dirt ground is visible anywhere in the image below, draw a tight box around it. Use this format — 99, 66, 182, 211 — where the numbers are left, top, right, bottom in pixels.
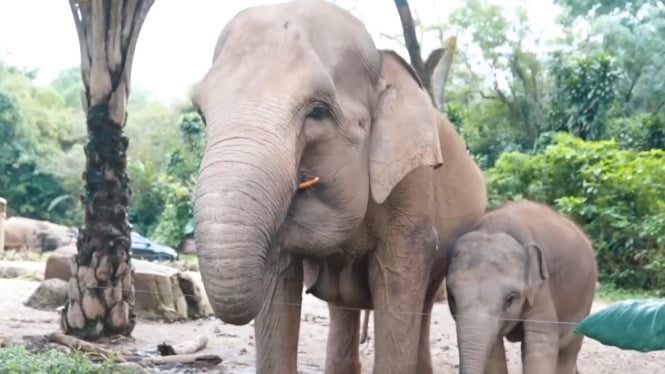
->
1, 278, 665, 373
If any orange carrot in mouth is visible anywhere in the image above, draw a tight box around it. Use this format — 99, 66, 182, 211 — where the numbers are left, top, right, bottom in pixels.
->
298, 177, 320, 189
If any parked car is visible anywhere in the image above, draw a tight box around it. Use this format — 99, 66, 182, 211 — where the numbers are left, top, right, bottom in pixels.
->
130, 231, 179, 262
65, 230, 179, 262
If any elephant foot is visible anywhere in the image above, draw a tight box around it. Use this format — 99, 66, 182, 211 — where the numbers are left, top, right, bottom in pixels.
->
326, 361, 361, 374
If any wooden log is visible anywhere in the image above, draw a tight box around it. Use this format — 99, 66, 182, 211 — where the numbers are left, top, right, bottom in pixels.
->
143, 353, 222, 366
157, 337, 207, 356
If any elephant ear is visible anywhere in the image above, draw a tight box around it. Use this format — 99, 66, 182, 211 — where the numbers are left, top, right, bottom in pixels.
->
525, 242, 549, 306
369, 50, 444, 204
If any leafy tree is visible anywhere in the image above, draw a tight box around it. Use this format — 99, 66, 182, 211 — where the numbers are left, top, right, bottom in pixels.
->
441, 0, 552, 166
595, 4, 665, 119
555, 0, 658, 18
548, 52, 619, 140
0, 65, 81, 224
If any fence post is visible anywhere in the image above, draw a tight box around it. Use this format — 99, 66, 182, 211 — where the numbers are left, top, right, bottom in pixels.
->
0, 197, 6, 251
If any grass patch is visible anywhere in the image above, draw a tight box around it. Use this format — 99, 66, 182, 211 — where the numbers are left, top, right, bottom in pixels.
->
0, 250, 48, 262
0, 345, 136, 374
180, 254, 198, 265
595, 283, 662, 303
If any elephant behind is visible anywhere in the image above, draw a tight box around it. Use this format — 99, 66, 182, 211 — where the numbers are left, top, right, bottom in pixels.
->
445, 199, 598, 374
191, 1, 487, 373
4, 216, 77, 252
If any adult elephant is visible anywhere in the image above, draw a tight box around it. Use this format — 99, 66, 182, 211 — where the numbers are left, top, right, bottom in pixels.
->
4, 216, 76, 252
191, 1, 487, 373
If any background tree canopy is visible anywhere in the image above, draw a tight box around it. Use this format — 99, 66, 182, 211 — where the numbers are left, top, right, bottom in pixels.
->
1, 0, 664, 292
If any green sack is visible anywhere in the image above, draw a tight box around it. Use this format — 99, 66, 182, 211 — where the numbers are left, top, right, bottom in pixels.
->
575, 298, 665, 352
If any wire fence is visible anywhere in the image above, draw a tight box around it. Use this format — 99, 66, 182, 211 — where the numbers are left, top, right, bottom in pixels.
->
0, 277, 582, 327
2, 260, 665, 374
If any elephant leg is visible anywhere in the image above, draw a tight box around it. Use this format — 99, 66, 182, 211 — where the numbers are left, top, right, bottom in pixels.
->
415, 296, 434, 374
521, 319, 559, 374
485, 337, 508, 374
325, 305, 362, 374
254, 253, 304, 374
556, 334, 584, 374
368, 226, 435, 374
416, 276, 444, 374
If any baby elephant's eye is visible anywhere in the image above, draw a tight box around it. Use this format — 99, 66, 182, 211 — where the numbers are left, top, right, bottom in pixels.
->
503, 292, 518, 310
306, 102, 332, 121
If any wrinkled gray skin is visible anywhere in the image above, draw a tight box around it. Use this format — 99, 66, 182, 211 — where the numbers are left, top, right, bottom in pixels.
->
446, 200, 598, 374
192, 1, 487, 373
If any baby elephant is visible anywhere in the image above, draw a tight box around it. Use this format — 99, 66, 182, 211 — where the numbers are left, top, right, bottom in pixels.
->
445, 199, 597, 374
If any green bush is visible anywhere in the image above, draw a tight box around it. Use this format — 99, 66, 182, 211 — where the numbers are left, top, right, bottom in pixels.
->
487, 132, 665, 291
607, 113, 665, 151
0, 346, 135, 374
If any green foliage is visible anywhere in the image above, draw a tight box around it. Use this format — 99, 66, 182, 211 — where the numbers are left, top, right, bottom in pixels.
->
595, 283, 660, 303
608, 114, 665, 151
487, 133, 665, 291
555, 0, 658, 19
595, 4, 665, 119
548, 53, 619, 140
148, 109, 205, 248
0, 65, 82, 225
0, 346, 135, 374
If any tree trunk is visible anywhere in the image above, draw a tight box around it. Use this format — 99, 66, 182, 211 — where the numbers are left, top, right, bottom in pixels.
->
392, 0, 457, 109
61, 0, 154, 340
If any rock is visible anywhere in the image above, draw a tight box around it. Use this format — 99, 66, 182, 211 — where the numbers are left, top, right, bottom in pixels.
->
44, 246, 77, 282
0, 260, 45, 280
43, 251, 213, 321
133, 262, 188, 322
0, 265, 29, 279
178, 271, 214, 319
24, 278, 69, 310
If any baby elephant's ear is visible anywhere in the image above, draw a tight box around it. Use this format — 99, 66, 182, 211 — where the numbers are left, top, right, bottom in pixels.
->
525, 242, 548, 306
369, 50, 444, 205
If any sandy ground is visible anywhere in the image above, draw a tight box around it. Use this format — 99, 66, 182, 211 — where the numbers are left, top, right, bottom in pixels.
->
1, 278, 665, 373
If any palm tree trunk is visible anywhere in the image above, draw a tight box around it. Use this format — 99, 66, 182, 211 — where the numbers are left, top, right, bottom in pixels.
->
61, 0, 153, 340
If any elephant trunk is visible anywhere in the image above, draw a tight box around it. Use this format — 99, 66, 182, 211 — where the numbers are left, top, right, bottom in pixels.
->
456, 314, 498, 374
194, 108, 296, 325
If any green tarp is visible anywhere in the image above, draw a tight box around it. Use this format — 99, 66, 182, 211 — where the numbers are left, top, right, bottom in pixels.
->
575, 299, 665, 352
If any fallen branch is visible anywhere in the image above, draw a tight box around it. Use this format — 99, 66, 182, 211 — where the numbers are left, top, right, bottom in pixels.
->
126, 353, 222, 366
47, 331, 119, 358
158, 336, 208, 356
49, 330, 220, 367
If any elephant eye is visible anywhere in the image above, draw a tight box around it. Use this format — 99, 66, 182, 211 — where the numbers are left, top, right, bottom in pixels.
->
503, 292, 518, 310
305, 102, 332, 121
